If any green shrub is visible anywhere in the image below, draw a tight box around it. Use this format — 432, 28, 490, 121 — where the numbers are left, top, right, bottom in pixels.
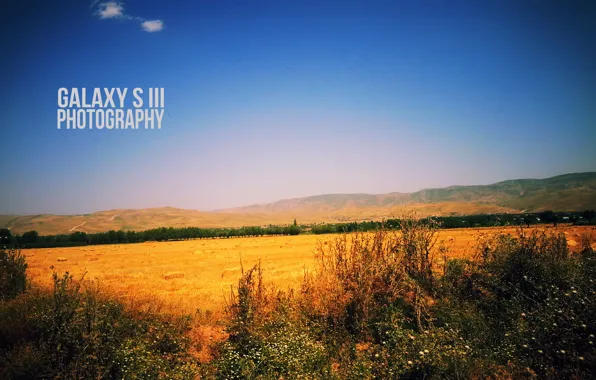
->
211, 320, 331, 379
208, 264, 332, 379
0, 246, 27, 301
365, 305, 473, 379
0, 272, 198, 379
207, 223, 596, 379
437, 228, 596, 378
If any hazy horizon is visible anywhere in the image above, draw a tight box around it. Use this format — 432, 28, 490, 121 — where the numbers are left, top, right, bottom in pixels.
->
2, 0, 595, 214
1, 171, 593, 216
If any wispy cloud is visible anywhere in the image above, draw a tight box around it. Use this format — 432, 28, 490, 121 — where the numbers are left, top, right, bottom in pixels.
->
141, 20, 164, 33
93, 2, 165, 32
96, 2, 124, 19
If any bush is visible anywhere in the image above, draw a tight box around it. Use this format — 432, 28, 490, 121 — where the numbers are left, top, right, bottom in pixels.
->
305, 213, 443, 340
0, 246, 27, 301
436, 228, 596, 378
5, 215, 595, 379
208, 220, 596, 379
208, 264, 332, 379
0, 271, 198, 379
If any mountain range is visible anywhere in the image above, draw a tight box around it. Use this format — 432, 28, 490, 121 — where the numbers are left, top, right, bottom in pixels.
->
2, 172, 595, 235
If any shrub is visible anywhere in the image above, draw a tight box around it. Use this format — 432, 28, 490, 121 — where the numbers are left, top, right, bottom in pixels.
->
0, 246, 27, 301
208, 263, 332, 379
437, 228, 596, 378
217, 222, 596, 379
310, 229, 407, 337
306, 213, 443, 340
0, 271, 198, 379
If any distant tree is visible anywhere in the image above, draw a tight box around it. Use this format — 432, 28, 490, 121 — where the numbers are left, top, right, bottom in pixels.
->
116, 230, 126, 242
21, 230, 39, 244
582, 210, 596, 223
69, 231, 87, 243
521, 217, 531, 228
539, 210, 556, 224
107, 230, 118, 243
0, 228, 12, 245
293, 218, 297, 226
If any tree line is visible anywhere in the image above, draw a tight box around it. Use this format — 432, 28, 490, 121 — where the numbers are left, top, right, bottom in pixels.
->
309, 210, 595, 234
0, 225, 301, 249
0, 210, 594, 249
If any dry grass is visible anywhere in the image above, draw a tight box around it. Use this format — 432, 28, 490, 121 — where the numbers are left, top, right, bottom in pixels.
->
23, 225, 595, 318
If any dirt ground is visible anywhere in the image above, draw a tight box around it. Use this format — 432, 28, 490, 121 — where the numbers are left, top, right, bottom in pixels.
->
24, 225, 595, 316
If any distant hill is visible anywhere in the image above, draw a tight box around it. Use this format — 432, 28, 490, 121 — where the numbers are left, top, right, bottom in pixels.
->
224, 172, 596, 214
1, 172, 595, 235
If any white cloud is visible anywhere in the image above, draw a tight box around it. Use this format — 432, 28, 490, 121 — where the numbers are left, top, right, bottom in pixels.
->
141, 20, 164, 32
97, 2, 124, 19
93, 1, 165, 32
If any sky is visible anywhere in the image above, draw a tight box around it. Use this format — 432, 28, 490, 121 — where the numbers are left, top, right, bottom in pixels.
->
1, 0, 595, 215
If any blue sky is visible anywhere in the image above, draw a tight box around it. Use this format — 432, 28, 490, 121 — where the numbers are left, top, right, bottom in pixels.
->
1, 0, 595, 214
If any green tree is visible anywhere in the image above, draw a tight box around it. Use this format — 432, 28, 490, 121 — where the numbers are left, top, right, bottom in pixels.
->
69, 231, 87, 243
0, 228, 12, 245
21, 230, 39, 244
539, 210, 555, 224
581, 210, 596, 223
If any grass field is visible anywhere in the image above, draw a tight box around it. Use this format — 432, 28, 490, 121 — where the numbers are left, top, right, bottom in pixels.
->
23, 225, 595, 317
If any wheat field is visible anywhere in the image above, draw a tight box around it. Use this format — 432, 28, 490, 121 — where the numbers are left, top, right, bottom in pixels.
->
24, 225, 595, 316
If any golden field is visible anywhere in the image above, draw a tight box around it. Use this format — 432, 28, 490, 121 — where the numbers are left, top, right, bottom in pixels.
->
24, 225, 595, 316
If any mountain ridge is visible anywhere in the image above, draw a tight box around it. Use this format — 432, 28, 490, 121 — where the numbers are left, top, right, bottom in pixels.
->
221, 172, 596, 214
2, 172, 595, 235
